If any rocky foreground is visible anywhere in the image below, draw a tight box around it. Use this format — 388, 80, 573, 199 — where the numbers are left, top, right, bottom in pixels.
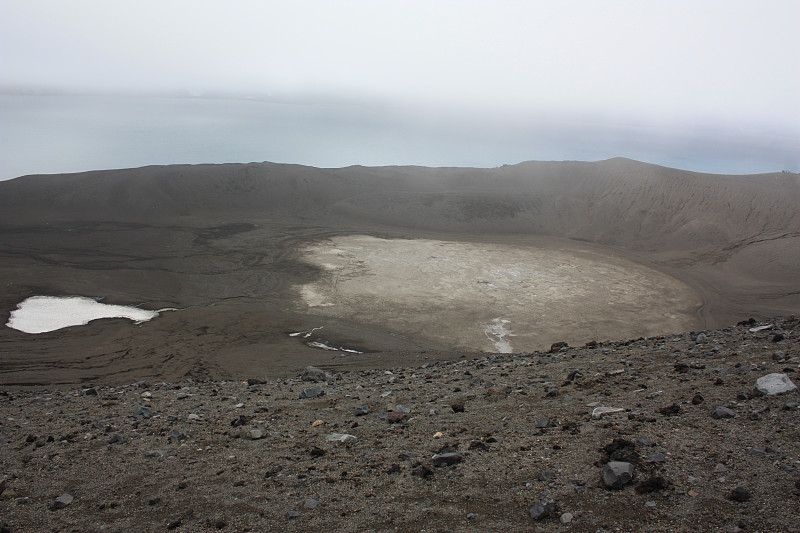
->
1, 317, 799, 533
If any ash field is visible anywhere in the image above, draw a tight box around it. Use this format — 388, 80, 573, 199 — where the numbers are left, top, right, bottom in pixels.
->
1, 158, 800, 532
0, 157, 797, 386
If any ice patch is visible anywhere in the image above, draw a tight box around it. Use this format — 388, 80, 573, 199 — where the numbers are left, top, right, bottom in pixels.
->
6, 296, 161, 334
289, 326, 324, 338
480, 317, 515, 353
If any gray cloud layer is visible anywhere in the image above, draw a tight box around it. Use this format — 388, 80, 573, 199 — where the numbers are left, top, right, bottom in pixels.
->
2, 0, 799, 130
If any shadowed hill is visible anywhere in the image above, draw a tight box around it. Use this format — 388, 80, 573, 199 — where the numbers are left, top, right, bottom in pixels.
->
2, 158, 797, 253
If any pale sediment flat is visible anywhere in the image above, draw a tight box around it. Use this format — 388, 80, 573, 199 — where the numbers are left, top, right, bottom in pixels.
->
0, 158, 797, 386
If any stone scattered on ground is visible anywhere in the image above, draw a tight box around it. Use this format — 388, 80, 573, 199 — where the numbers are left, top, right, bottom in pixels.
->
0, 317, 798, 532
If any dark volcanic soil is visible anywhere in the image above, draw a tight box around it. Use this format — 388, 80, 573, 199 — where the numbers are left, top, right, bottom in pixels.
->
0, 159, 798, 531
1, 318, 799, 532
0, 159, 798, 386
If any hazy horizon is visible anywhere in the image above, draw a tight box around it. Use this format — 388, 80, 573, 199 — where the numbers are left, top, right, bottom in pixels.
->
1, 1, 798, 178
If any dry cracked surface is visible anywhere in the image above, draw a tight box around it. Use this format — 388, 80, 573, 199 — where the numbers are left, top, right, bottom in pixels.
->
1, 317, 799, 532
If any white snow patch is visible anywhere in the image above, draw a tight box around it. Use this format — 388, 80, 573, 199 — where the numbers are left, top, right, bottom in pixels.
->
6, 296, 161, 334
480, 318, 515, 353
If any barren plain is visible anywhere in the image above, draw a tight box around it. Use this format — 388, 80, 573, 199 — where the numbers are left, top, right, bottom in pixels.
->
0, 158, 798, 531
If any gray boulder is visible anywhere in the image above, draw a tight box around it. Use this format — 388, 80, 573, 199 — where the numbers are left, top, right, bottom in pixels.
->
301, 366, 328, 382
711, 406, 736, 419
299, 386, 325, 399
602, 461, 634, 489
755, 373, 798, 396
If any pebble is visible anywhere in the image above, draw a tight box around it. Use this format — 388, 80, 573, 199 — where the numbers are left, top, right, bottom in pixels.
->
432, 452, 463, 467
354, 406, 370, 416
49, 493, 73, 510
560, 512, 574, 524
591, 406, 624, 419
529, 499, 557, 520
187, 413, 201, 421
711, 406, 736, 419
387, 411, 406, 423
325, 433, 357, 444
729, 487, 751, 502
244, 429, 263, 440
433, 431, 443, 439
311, 420, 324, 427
134, 405, 151, 419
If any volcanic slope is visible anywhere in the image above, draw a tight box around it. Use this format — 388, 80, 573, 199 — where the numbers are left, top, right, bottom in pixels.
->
0, 158, 797, 385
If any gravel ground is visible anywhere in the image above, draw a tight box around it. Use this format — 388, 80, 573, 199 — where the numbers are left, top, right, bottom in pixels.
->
1, 317, 799, 532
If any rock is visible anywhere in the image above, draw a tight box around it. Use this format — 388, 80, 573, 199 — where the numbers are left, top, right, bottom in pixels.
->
785, 399, 800, 410
646, 453, 667, 463
711, 406, 736, 419
354, 406, 370, 416
729, 487, 751, 502
166, 519, 181, 529
545, 388, 559, 397
301, 366, 327, 382
659, 404, 681, 416
486, 386, 508, 396
560, 512, 574, 524
433, 432, 444, 439
246, 377, 266, 385
535, 418, 550, 428
432, 452, 463, 467
696, 333, 708, 344
691, 393, 704, 405
133, 380, 150, 388
387, 411, 406, 423
747, 447, 767, 458
287, 510, 300, 519
395, 404, 412, 414
243, 429, 263, 440
299, 386, 325, 399
49, 493, 73, 510
325, 433, 357, 444
187, 413, 201, 421
311, 419, 324, 427
108, 434, 125, 445
134, 405, 151, 419
602, 461, 634, 489
550, 341, 568, 353
636, 476, 668, 493
169, 430, 187, 443
755, 373, 797, 396
230, 415, 251, 427
772, 332, 785, 342
451, 403, 465, 413
529, 499, 557, 520
303, 498, 319, 509
591, 406, 624, 419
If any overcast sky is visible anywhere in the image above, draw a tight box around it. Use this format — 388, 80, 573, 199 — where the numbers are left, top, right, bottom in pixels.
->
1, 0, 799, 130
